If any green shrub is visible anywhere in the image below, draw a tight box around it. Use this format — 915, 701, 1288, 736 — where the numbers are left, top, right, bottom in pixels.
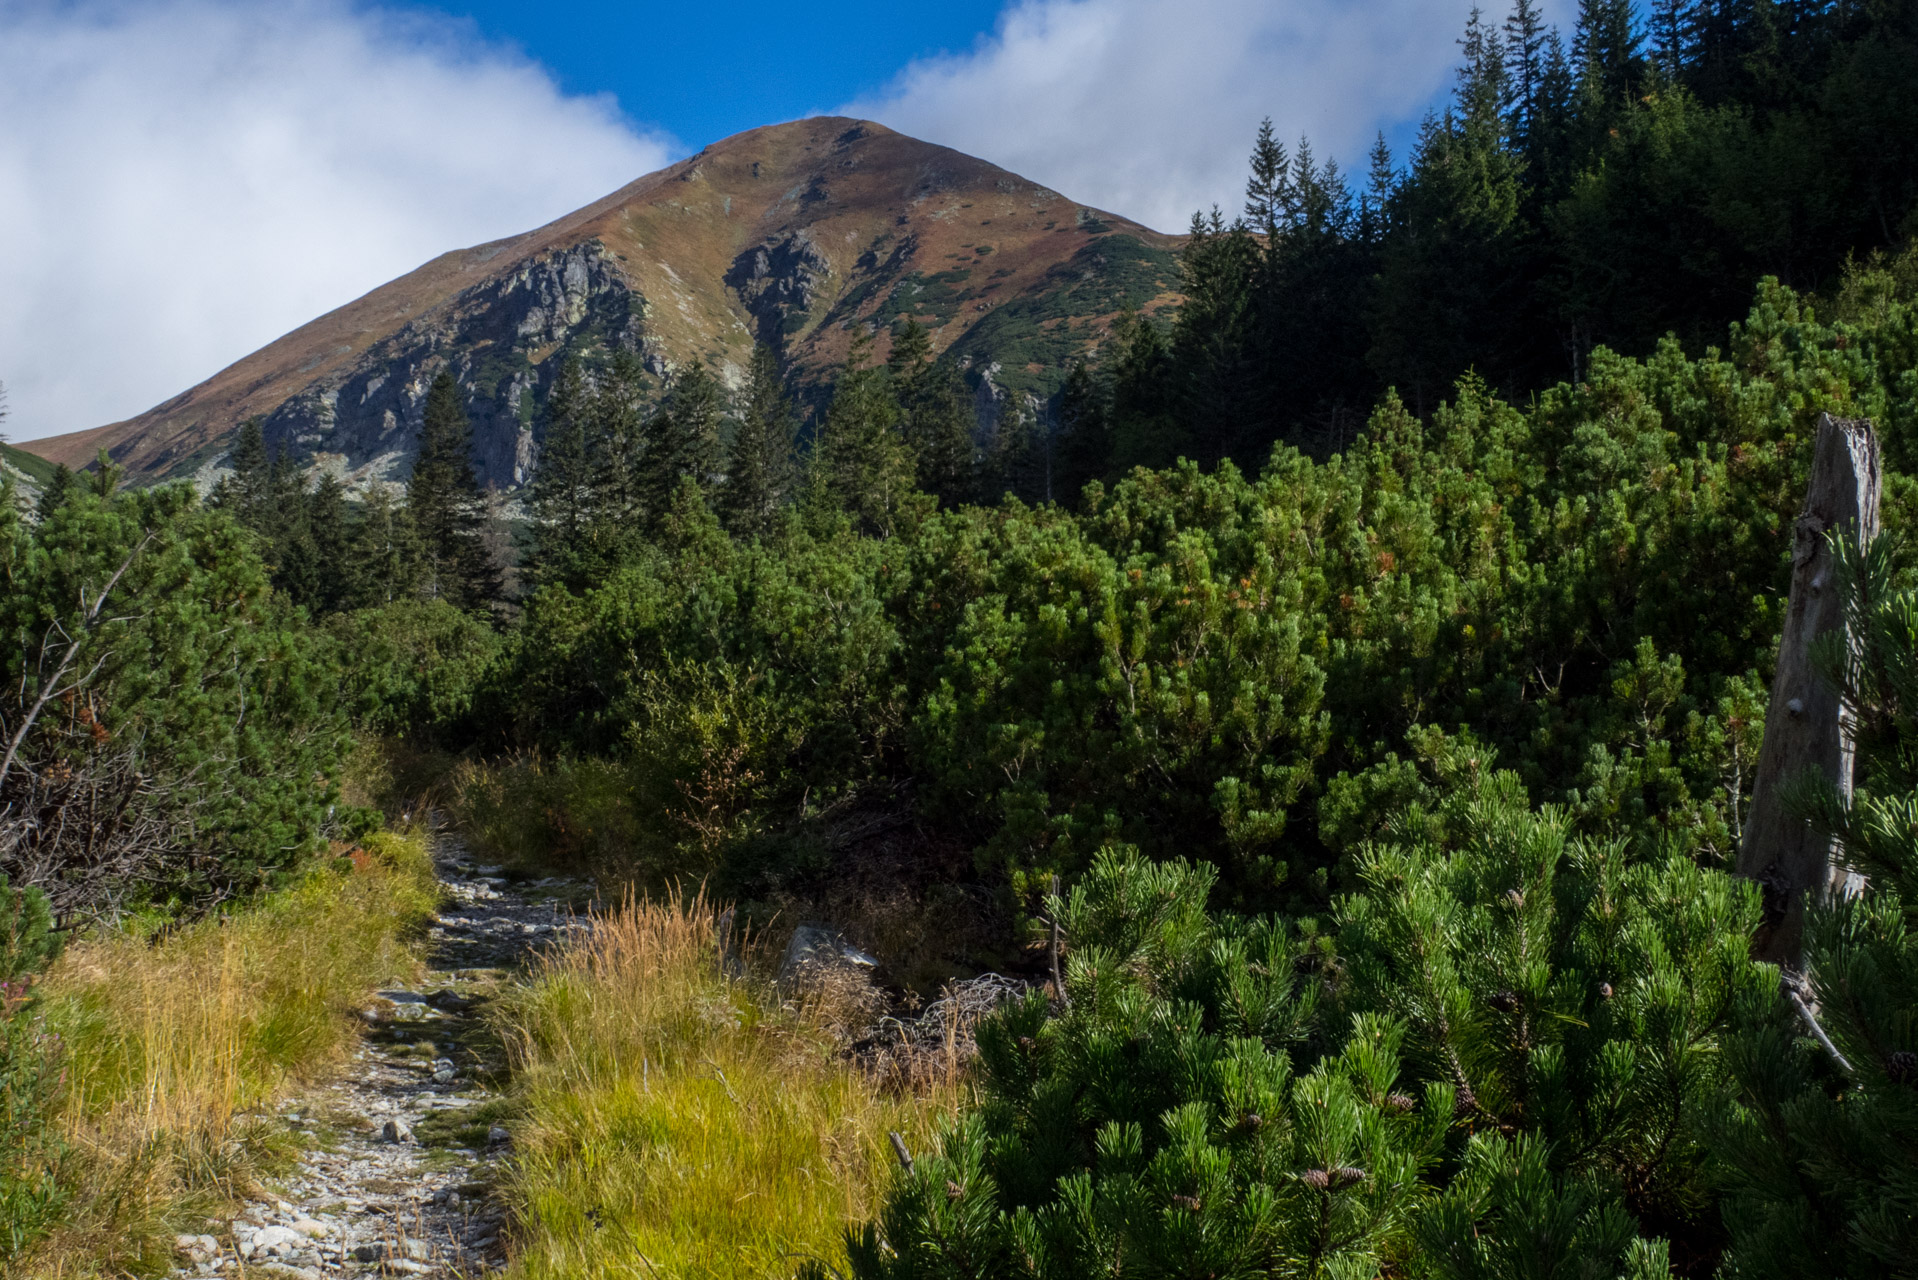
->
0, 875, 67, 1264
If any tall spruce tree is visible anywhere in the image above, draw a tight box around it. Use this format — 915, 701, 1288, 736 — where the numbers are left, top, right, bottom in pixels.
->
811, 329, 917, 537
304, 472, 353, 617
983, 397, 1045, 504
645, 360, 724, 526
888, 318, 976, 507
1503, 0, 1550, 138
719, 343, 797, 540
1245, 117, 1290, 240
1169, 208, 1261, 466
1052, 359, 1112, 502
346, 484, 420, 608
409, 369, 498, 613
591, 351, 652, 553
527, 356, 599, 586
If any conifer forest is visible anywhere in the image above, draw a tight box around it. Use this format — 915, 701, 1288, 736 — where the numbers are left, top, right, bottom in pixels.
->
6, 2, 1918, 1276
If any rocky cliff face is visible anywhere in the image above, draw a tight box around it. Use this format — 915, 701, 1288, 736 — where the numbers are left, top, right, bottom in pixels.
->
257, 243, 639, 492
27, 118, 1183, 493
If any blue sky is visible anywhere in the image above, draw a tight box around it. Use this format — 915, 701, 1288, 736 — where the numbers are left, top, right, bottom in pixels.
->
0, 0, 1578, 441
442, 0, 1012, 150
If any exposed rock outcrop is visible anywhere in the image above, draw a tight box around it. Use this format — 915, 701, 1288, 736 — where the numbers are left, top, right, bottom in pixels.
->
258, 243, 641, 493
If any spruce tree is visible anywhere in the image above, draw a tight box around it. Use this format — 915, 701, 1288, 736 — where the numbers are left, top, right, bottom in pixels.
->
345, 484, 420, 608
1502, 0, 1549, 139
888, 319, 976, 508
645, 360, 725, 526
304, 472, 352, 616
1169, 208, 1261, 466
1244, 117, 1290, 240
984, 397, 1045, 504
33, 465, 73, 522
527, 356, 599, 585
590, 351, 651, 553
811, 330, 917, 537
227, 417, 269, 515
1052, 359, 1112, 503
1573, 0, 1642, 100
408, 369, 498, 613
719, 343, 797, 540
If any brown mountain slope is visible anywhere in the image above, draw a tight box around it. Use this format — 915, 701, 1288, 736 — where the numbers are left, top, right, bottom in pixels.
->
27, 117, 1182, 490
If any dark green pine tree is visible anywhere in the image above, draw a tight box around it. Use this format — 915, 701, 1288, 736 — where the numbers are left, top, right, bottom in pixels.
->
1052, 359, 1112, 503
1573, 0, 1642, 102
1649, 0, 1692, 80
229, 417, 270, 512
589, 351, 651, 556
1169, 207, 1261, 467
983, 397, 1045, 504
264, 444, 312, 600
345, 484, 420, 608
1502, 0, 1550, 140
303, 472, 353, 616
527, 356, 600, 587
1107, 309, 1181, 471
1244, 117, 1290, 240
889, 318, 976, 508
810, 329, 917, 538
644, 360, 725, 527
718, 343, 798, 540
34, 464, 74, 522
1360, 133, 1396, 244
409, 369, 498, 614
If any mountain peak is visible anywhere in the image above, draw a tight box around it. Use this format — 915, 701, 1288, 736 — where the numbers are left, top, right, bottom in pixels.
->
26, 119, 1181, 490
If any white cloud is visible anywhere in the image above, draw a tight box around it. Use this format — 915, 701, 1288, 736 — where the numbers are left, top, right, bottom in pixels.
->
846, 0, 1577, 234
0, 0, 677, 442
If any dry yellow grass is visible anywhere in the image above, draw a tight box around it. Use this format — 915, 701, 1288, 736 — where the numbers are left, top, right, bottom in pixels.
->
24, 829, 437, 1276
497, 892, 956, 1279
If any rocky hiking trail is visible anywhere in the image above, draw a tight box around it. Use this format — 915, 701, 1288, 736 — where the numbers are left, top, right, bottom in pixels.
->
170, 831, 595, 1279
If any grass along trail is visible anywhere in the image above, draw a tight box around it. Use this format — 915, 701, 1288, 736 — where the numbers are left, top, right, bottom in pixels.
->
166, 828, 596, 1279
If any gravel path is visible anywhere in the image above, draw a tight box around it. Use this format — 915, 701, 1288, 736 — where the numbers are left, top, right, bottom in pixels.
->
169, 832, 593, 1279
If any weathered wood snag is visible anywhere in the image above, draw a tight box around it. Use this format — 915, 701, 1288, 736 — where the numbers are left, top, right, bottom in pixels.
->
1737, 413, 1880, 967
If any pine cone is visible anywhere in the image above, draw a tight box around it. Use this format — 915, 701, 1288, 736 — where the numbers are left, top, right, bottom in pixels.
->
1488, 990, 1519, 1013
1385, 1093, 1416, 1114
1453, 1084, 1478, 1118
1171, 1194, 1203, 1212
1887, 1050, 1917, 1086
1330, 1166, 1366, 1189
1238, 1112, 1264, 1131
1300, 1169, 1331, 1190
946, 1179, 966, 1200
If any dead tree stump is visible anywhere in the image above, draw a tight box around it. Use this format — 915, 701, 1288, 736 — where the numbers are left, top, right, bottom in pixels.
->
1737, 413, 1880, 968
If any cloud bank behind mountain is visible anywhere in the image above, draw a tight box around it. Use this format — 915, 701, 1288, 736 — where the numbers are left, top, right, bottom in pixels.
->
0, 0, 675, 442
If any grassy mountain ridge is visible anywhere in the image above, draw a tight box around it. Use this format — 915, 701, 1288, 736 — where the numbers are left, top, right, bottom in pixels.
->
23, 118, 1182, 491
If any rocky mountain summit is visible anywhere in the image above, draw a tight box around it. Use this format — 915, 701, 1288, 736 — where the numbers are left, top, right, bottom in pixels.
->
29, 118, 1181, 493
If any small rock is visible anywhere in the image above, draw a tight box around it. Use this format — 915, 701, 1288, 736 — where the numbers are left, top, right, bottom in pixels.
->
380, 1118, 415, 1144
291, 1217, 330, 1239
486, 1124, 511, 1146
253, 1225, 303, 1251
352, 1244, 384, 1263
